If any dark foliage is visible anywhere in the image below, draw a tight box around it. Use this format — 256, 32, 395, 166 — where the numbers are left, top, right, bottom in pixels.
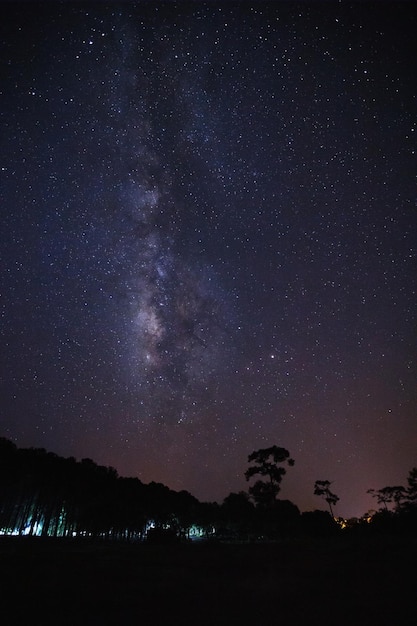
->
0, 437, 199, 540
364, 466, 417, 535
0, 439, 304, 542
314, 480, 340, 517
301, 510, 340, 537
245, 445, 294, 508
2, 437, 416, 543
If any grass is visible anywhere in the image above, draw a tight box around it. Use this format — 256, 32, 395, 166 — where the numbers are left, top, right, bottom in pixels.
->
0, 535, 416, 625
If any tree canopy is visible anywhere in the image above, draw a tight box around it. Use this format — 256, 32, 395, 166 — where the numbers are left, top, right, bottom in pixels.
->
314, 480, 339, 517
245, 445, 294, 508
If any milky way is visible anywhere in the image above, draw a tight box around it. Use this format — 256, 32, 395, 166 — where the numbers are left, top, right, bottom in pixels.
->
1, 2, 416, 517
106, 37, 233, 422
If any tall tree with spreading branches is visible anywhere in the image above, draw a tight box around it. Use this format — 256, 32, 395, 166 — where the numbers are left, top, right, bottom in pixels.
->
245, 446, 294, 508
367, 485, 407, 511
314, 480, 339, 517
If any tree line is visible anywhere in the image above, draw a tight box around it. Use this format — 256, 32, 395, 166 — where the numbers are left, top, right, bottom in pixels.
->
1, 438, 416, 541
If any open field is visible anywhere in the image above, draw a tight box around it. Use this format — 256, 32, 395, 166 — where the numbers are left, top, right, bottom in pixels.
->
0, 536, 416, 625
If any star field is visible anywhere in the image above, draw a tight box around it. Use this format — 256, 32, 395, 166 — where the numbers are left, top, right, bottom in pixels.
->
1, 1, 416, 518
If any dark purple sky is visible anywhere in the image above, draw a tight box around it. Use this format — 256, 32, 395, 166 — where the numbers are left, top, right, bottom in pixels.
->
1, 1, 416, 518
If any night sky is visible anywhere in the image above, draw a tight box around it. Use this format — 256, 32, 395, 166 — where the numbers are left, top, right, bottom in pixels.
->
1, 1, 416, 519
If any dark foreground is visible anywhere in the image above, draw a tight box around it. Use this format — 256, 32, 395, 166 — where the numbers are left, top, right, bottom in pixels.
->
0, 535, 416, 625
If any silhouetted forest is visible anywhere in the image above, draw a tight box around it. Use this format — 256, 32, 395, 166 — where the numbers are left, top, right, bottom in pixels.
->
1, 438, 417, 625
1, 437, 416, 541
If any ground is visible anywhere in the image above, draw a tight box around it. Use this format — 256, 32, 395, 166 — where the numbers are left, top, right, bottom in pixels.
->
0, 536, 416, 625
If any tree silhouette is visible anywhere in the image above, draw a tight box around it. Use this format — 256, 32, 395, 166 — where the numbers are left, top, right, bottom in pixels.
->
221, 491, 255, 540
0, 437, 210, 540
367, 485, 407, 512
406, 467, 417, 505
245, 446, 294, 508
314, 480, 339, 517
